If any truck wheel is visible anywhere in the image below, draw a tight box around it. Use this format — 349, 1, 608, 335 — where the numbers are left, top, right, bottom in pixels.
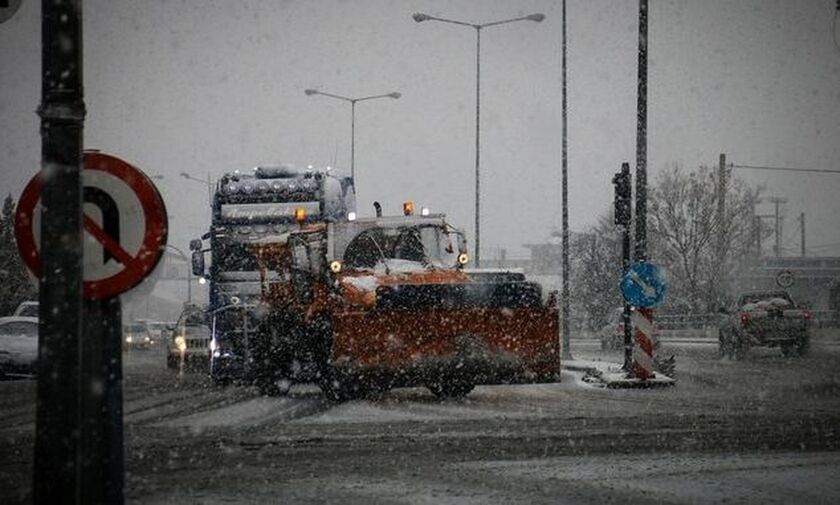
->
795, 334, 810, 357
733, 337, 748, 361
256, 376, 291, 397
319, 369, 366, 402
427, 380, 475, 400
718, 330, 735, 359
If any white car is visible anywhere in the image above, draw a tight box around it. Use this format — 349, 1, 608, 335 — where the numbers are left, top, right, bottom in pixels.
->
167, 307, 210, 370
0, 316, 39, 379
12, 301, 38, 318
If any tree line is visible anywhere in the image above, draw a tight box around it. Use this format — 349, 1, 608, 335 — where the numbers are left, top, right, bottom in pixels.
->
0, 195, 37, 315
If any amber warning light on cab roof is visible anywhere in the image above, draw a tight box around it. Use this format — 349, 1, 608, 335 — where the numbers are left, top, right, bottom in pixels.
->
294, 207, 306, 223
403, 201, 415, 216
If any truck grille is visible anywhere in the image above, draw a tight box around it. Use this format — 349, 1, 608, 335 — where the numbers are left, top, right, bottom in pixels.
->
375, 282, 543, 310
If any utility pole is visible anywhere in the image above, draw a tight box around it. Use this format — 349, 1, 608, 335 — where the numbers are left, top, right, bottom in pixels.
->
716, 153, 728, 303
35, 1, 84, 504
768, 196, 787, 258
560, 0, 571, 360
755, 215, 774, 258
634, 0, 648, 262
800, 212, 806, 257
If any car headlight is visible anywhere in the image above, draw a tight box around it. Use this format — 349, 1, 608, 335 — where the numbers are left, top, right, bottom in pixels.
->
175, 336, 186, 352
458, 253, 469, 265
330, 260, 342, 273
125, 336, 133, 343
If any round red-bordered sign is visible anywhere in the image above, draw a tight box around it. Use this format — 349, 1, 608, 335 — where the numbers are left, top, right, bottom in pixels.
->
15, 151, 168, 300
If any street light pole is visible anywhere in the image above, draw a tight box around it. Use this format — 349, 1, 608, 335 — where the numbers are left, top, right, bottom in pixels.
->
179, 171, 213, 207
561, 0, 572, 360
304, 89, 401, 181
413, 12, 545, 267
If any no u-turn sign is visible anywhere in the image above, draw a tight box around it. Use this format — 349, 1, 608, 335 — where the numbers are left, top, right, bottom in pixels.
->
15, 151, 168, 300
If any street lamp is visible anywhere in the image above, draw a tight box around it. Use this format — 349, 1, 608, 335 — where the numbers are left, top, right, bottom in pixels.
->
179, 171, 213, 206
413, 12, 545, 267
304, 88, 401, 181
166, 244, 192, 304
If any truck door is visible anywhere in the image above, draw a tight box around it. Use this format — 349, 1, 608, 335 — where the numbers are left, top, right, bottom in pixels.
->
289, 234, 326, 305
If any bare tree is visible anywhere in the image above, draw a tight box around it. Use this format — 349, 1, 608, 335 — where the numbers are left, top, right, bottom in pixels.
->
570, 212, 623, 331
649, 164, 760, 313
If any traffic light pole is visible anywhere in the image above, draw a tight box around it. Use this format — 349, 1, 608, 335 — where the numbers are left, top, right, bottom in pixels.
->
613, 163, 633, 371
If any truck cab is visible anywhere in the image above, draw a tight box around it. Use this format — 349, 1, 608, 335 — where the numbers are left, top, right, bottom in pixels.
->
249, 211, 560, 400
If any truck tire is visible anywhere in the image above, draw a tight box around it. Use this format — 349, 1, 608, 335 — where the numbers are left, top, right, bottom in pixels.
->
795, 333, 810, 356
319, 369, 367, 402
718, 330, 729, 358
733, 337, 748, 360
426, 380, 475, 400
256, 376, 291, 397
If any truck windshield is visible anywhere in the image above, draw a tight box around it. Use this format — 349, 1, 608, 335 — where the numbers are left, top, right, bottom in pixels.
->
215, 242, 260, 271
341, 225, 462, 271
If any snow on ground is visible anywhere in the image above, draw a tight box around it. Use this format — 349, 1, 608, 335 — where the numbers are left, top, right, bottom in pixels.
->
132, 451, 840, 505
157, 395, 326, 429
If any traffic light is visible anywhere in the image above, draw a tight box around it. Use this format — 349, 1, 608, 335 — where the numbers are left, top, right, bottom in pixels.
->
612, 162, 632, 226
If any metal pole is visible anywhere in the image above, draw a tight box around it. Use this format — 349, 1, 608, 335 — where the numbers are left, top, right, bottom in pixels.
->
617, 163, 633, 371
800, 212, 806, 257
351, 100, 356, 181
80, 297, 124, 505
206, 172, 212, 208
35, 1, 85, 503
634, 0, 648, 262
187, 258, 192, 303
716, 153, 727, 304
561, 0, 571, 360
474, 26, 482, 267
756, 216, 762, 257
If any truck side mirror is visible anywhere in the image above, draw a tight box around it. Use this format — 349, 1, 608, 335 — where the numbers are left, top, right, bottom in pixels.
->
191, 250, 205, 277
189, 239, 203, 251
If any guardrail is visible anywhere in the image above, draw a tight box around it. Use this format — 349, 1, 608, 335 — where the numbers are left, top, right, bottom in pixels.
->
655, 311, 839, 330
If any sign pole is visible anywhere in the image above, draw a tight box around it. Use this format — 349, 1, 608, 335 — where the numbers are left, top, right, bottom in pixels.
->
80, 297, 124, 505
34, 1, 85, 503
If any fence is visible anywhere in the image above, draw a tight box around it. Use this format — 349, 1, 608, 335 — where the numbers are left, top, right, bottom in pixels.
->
655, 311, 839, 330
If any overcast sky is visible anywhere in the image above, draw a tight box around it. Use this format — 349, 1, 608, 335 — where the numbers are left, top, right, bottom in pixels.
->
2, 0, 839, 258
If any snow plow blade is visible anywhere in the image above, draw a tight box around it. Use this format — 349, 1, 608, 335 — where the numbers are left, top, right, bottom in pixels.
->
330, 304, 560, 387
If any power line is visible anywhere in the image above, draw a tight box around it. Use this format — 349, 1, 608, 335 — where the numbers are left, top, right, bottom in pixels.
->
731, 164, 840, 174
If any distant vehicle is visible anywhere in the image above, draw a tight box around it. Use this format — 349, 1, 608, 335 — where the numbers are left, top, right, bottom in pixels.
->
718, 290, 811, 359
12, 301, 38, 318
0, 316, 39, 379
145, 321, 172, 342
599, 308, 660, 351
123, 321, 154, 350
167, 305, 211, 370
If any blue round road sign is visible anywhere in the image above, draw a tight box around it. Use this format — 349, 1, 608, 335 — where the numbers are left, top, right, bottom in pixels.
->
621, 261, 667, 308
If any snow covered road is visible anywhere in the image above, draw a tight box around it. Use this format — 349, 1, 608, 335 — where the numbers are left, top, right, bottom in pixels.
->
1, 333, 839, 504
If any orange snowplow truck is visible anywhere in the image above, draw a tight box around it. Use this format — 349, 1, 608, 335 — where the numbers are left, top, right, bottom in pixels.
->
248, 211, 560, 400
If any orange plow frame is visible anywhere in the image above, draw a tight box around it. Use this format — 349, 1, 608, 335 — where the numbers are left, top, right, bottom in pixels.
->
330, 306, 560, 385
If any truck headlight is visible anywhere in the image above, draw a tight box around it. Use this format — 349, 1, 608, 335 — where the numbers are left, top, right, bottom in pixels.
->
175, 336, 186, 352
125, 336, 133, 343
458, 253, 469, 265
330, 260, 342, 273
